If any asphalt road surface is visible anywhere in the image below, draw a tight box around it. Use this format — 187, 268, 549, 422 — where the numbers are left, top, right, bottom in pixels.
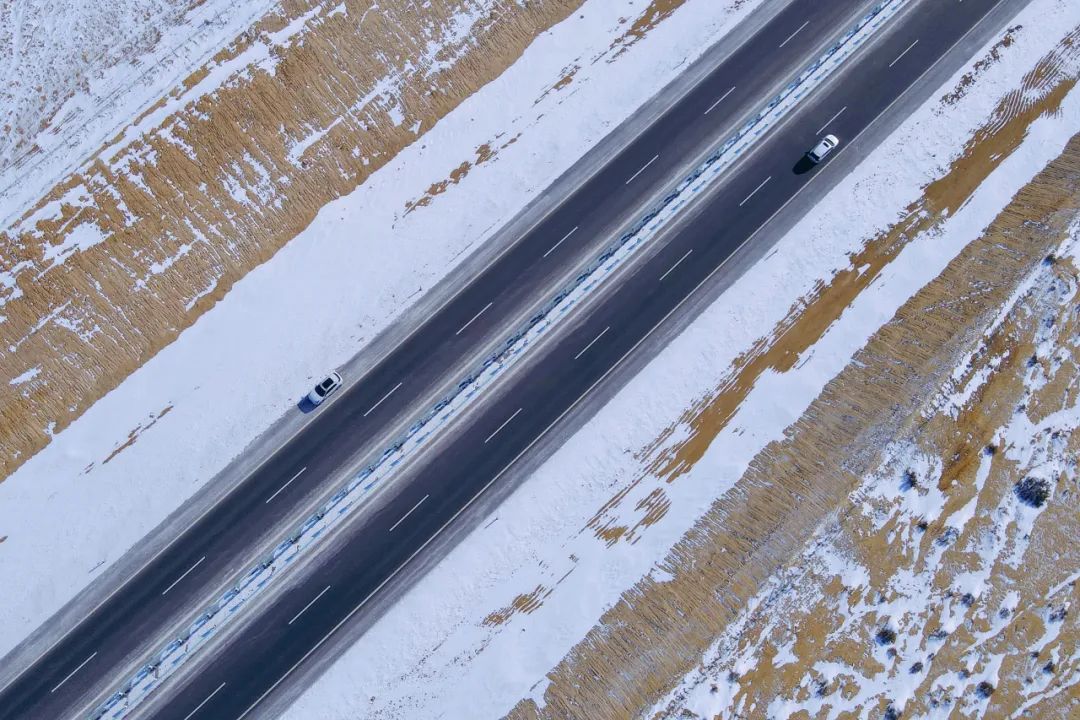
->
0, 0, 1020, 717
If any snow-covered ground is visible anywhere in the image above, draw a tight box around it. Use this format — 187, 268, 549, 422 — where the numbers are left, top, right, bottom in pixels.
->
0, 0, 275, 225
272, 0, 1080, 716
0, 0, 774, 662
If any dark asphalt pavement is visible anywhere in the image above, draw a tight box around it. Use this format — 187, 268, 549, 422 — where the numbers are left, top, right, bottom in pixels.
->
0, 0, 1016, 717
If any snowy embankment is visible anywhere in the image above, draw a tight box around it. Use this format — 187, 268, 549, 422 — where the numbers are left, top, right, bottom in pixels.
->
276, 0, 1080, 717
0, 0, 771, 663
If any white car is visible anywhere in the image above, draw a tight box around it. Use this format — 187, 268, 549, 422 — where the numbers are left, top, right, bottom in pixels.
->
307, 372, 342, 406
807, 134, 839, 164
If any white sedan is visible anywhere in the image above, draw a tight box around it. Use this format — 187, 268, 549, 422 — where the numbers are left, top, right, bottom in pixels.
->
807, 134, 840, 164
307, 372, 342, 406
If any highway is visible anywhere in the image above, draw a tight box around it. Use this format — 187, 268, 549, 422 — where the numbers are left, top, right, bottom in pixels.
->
0, 0, 1021, 717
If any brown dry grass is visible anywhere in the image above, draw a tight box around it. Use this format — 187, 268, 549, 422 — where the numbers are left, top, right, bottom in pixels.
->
0, 0, 593, 480
659, 229, 1080, 719
484, 585, 550, 627
403, 137, 520, 215
505, 28, 1080, 720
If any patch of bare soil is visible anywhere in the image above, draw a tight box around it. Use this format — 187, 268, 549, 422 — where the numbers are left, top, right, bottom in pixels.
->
505, 28, 1080, 720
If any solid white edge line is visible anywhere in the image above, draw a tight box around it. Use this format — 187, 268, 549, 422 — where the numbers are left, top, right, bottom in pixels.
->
265, 468, 306, 504
182, 682, 226, 720
703, 86, 737, 115
543, 226, 579, 258
624, 154, 660, 185
659, 249, 694, 282
484, 408, 523, 444
362, 382, 404, 418
455, 302, 494, 336
287, 586, 332, 626
50, 652, 97, 694
161, 557, 206, 596
738, 176, 772, 207
778, 20, 810, 49
815, 105, 848, 135
574, 326, 611, 360
388, 495, 430, 534
889, 38, 919, 67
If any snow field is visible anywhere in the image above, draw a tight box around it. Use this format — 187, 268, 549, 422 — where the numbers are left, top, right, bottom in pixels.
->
0, 0, 276, 226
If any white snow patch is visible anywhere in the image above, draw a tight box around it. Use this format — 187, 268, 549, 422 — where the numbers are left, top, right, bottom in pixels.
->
8, 367, 40, 387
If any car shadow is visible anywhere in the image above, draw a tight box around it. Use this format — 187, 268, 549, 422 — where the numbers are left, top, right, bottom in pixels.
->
297, 396, 318, 413
792, 155, 816, 175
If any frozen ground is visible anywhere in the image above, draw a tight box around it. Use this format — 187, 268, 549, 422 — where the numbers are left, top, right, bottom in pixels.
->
0, 0, 773, 661
652, 205, 1080, 720
0, 0, 275, 225
272, 0, 1080, 716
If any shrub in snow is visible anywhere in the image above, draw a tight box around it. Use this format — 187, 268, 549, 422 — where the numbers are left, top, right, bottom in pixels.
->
910, 661, 924, 674
975, 681, 995, 698
900, 469, 918, 491
1014, 476, 1051, 508
875, 626, 897, 646
936, 527, 960, 547
883, 702, 901, 720
984, 443, 997, 456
